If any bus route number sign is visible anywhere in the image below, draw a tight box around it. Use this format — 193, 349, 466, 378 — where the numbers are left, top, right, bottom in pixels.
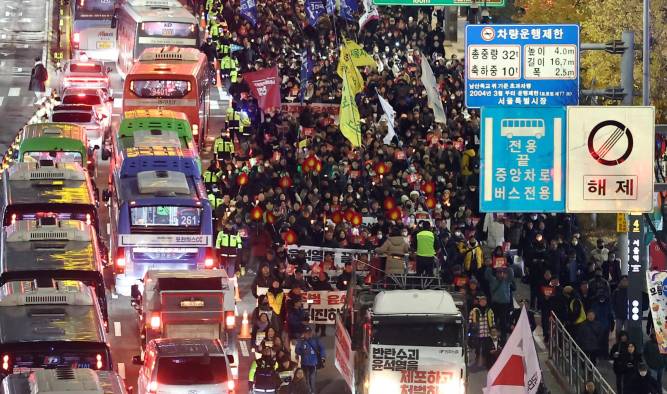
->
465, 24, 580, 108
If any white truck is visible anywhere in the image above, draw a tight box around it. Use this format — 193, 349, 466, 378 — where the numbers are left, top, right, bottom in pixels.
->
130, 269, 238, 378
347, 288, 467, 394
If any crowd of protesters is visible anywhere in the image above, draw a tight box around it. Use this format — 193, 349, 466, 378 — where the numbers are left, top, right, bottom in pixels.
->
194, 0, 667, 393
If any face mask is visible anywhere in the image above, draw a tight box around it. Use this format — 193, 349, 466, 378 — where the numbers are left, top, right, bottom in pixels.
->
377, 233, 383, 239
639, 371, 647, 377
530, 215, 538, 220
454, 231, 462, 237
402, 230, 408, 236
572, 240, 578, 246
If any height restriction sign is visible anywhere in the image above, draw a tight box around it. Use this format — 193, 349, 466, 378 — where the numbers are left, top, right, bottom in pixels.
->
566, 106, 655, 213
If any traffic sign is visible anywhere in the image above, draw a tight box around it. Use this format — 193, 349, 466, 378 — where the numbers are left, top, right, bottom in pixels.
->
566, 106, 655, 213
465, 24, 580, 108
480, 106, 566, 213
373, 0, 504, 5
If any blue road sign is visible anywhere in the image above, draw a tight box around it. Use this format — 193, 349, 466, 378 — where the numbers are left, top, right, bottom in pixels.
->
480, 106, 566, 213
465, 24, 580, 108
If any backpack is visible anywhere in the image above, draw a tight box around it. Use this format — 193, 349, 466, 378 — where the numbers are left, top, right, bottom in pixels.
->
468, 152, 480, 171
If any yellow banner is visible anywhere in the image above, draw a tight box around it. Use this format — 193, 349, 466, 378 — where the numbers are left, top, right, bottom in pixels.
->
336, 44, 365, 95
340, 72, 362, 147
342, 40, 376, 69
616, 213, 628, 233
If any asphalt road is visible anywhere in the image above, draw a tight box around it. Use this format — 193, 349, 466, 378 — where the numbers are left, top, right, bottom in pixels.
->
0, 0, 51, 152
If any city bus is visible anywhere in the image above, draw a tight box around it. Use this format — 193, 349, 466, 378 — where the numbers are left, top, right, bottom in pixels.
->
114, 0, 200, 76
13, 123, 97, 175
70, 0, 117, 61
3, 369, 128, 394
0, 217, 109, 325
122, 47, 209, 148
113, 109, 198, 162
0, 279, 111, 377
109, 147, 201, 188
105, 153, 213, 296
0, 162, 101, 236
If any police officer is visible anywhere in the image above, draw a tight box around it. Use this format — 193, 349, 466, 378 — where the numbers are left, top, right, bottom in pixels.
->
199, 37, 217, 85
207, 186, 224, 228
219, 52, 237, 91
202, 160, 221, 191
216, 222, 242, 277
226, 102, 251, 141
213, 130, 235, 163
414, 220, 439, 277
248, 347, 280, 393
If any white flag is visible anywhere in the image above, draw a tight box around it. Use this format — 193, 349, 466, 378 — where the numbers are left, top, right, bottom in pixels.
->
419, 54, 447, 124
484, 307, 541, 394
377, 93, 396, 145
359, 0, 379, 32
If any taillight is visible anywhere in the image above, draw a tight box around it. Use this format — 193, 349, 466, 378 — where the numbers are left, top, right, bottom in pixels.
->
11, 214, 16, 224
204, 247, 216, 269
225, 311, 235, 329
73, 33, 80, 43
86, 213, 91, 225
2, 354, 9, 371
147, 381, 158, 394
192, 124, 199, 136
150, 312, 161, 330
95, 353, 103, 369
115, 247, 126, 274
226, 380, 235, 391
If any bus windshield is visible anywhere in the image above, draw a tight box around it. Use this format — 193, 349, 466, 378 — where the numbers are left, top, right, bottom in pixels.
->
141, 22, 196, 39
371, 321, 462, 348
74, 0, 115, 20
130, 80, 191, 98
23, 151, 83, 164
157, 356, 229, 385
52, 112, 93, 123
130, 206, 201, 228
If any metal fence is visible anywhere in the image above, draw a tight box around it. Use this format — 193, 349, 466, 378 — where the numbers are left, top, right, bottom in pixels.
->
548, 312, 616, 394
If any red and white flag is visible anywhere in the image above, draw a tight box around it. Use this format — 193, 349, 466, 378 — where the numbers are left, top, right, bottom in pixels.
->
484, 307, 541, 394
243, 67, 281, 112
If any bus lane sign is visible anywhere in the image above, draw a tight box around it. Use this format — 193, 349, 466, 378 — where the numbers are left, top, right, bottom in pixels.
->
480, 106, 566, 213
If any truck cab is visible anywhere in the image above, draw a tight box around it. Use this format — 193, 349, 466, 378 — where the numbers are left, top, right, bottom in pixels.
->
351, 289, 467, 394
130, 269, 238, 379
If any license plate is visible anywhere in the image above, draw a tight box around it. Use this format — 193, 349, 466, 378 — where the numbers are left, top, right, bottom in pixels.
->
162, 29, 174, 36
97, 41, 112, 49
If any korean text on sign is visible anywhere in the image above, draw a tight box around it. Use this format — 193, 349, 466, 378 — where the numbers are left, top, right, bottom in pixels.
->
371, 347, 420, 372
307, 290, 346, 325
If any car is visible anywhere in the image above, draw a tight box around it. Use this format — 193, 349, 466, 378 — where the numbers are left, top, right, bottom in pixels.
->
60, 59, 112, 96
133, 338, 236, 394
60, 87, 113, 128
50, 104, 109, 149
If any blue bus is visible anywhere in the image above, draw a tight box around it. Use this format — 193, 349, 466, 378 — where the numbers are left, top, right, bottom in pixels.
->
105, 150, 213, 295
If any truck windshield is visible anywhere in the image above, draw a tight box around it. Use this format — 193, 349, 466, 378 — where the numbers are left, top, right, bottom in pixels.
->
372, 322, 462, 348
156, 356, 228, 385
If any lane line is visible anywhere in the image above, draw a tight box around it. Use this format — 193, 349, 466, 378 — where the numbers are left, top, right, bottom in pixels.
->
239, 341, 249, 357
8, 88, 19, 96
210, 100, 219, 110
117, 362, 125, 379
113, 98, 122, 109
114, 321, 121, 337
0, 97, 5, 107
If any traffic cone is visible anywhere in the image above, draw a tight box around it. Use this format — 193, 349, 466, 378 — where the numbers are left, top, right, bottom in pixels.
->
239, 310, 251, 339
233, 276, 241, 302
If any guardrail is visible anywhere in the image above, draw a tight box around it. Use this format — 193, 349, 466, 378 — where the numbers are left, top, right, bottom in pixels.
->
548, 312, 616, 394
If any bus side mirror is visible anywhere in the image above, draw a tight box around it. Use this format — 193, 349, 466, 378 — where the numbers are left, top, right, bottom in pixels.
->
110, 15, 117, 29
131, 355, 143, 365
102, 189, 110, 203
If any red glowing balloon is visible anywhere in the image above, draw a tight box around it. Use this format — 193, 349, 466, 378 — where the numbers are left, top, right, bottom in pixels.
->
282, 229, 298, 245
332, 210, 343, 224
313, 160, 322, 173
387, 207, 402, 221
250, 206, 263, 221
351, 212, 363, 227
421, 181, 435, 195
425, 196, 436, 209
279, 175, 293, 189
266, 211, 276, 224
236, 172, 249, 186
383, 197, 396, 211
344, 209, 355, 222
374, 162, 389, 176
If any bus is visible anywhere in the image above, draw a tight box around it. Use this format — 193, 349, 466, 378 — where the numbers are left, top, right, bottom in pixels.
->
122, 47, 209, 148
13, 123, 97, 175
105, 153, 213, 296
0, 218, 109, 324
0, 162, 101, 236
116, 109, 196, 154
114, 0, 200, 77
2, 369, 128, 394
70, 0, 117, 61
0, 279, 111, 377
109, 147, 201, 188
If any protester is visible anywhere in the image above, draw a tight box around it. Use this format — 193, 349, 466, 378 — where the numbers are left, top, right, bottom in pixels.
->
295, 326, 325, 393
481, 326, 504, 370
576, 311, 603, 365
625, 363, 660, 394
468, 295, 494, 367
287, 368, 311, 394
613, 342, 642, 394
484, 266, 514, 335
643, 332, 667, 387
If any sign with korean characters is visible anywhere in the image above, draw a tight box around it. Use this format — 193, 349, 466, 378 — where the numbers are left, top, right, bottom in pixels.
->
627, 214, 646, 347
566, 106, 655, 213
465, 24, 579, 108
373, 0, 504, 5
480, 106, 566, 212
647, 270, 667, 353
305, 290, 346, 324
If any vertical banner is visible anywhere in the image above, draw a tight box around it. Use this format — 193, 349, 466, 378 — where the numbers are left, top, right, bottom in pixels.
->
627, 214, 646, 347
647, 270, 667, 353
243, 67, 281, 112
335, 316, 354, 390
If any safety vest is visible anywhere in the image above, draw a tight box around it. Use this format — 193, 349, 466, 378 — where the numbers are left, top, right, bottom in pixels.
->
470, 307, 495, 334
209, 21, 220, 38
207, 193, 223, 209
206, 0, 214, 11
202, 169, 218, 183
226, 108, 250, 135
569, 299, 587, 325
416, 230, 436, 257
213, 137, 234, 154
267, 291, 284, 315
216, 231, 242, 257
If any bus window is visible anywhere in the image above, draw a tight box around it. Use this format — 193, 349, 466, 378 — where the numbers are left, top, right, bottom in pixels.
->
130, 206, 201, 228
141, 22, 196, 39
129, 80, 191, 98
23, 151, 83, 164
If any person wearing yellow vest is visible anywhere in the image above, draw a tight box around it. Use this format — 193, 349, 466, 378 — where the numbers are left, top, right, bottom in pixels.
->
202, 160, 221, 191
216, 222, 242, 277
226, 104, 251, 139
213, 132, 234, 162
266, 279, 285, 318
468, 295, 495, 367
219, 54, 238, 89
563, 285, 586, 332
413, 221, 439, 277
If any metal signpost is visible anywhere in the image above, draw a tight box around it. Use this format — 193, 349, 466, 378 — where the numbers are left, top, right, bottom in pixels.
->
373, 0, 505, 5
480, 106, 566, 212
566, 106, 655, 213
465, 24, 580, 108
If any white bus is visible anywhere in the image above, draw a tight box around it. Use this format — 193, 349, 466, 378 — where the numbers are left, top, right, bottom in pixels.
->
71, 0, 118, 61
113, 0, 201, 77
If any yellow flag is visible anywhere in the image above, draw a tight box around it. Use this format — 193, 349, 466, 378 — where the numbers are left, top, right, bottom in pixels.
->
337, 46, 364, 95
343, 40, 376, 69
340, 71, 362, 147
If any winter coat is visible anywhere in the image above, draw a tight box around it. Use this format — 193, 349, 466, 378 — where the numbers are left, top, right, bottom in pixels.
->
643, 339, 667, 370
295, 337, 325, 367
485, 267, 514, 305
287, 378, 311, 394
576, 320, 603, 353
623, 371, 660, 394
29, 62, 47, 92
612, 287, 629, 320
376, 236, 410, 256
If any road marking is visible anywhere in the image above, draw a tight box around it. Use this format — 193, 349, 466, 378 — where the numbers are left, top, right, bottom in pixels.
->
210, 100, 219, 110
8, 88, 19, 96
114, 321, 121, 337
113, 98, 122, 109
117, 363, 125, 379
0, 97, 4, 107
111, 293, 119, 299
239, 341, 249, 357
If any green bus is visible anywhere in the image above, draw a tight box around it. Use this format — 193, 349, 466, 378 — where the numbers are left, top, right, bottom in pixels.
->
111, 109, 200, 170
11, 123, 97, 176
